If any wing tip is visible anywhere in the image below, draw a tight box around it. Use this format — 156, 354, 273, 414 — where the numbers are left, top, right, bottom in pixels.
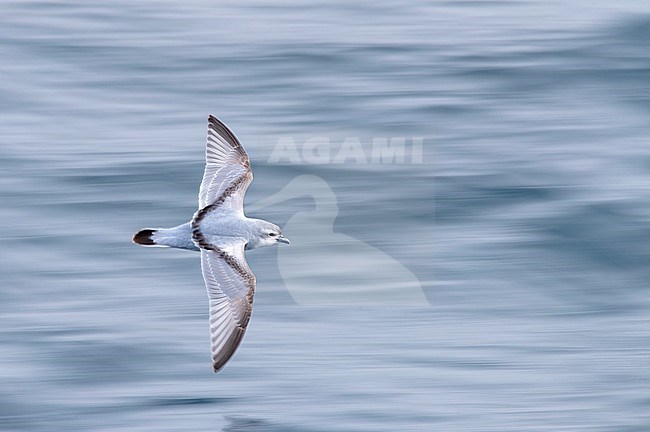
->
207, 114, 228, 133
206, 115, 247, 152
211, 354, 233, 373
209, 326, 247, 374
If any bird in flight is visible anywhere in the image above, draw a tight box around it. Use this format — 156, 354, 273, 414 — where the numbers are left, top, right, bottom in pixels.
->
133, 115, 290, 372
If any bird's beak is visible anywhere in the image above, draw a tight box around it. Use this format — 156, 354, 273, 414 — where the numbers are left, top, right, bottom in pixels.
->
277, 235, 290, 244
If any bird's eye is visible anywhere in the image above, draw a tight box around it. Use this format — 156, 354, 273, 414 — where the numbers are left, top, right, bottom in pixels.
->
269, 232, 277, 237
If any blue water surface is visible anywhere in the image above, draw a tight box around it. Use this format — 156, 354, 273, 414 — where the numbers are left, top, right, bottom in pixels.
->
1, 1, 650, 431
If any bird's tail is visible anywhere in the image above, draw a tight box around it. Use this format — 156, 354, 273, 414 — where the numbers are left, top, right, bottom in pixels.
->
132, 228, 159, 246
132, 223, 199, 251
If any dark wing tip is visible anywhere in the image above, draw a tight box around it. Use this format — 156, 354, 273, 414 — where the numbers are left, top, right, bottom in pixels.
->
133, 229, 156, 246
207, 115, 240, 147
210, 326, 247, 373
206, 115, 250, 164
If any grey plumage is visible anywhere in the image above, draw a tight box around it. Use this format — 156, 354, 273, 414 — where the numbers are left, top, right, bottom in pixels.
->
133, 115, 289, 372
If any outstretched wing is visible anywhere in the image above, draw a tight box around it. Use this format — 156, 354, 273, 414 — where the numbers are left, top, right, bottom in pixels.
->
198, 115, 253, 213
198, 238, 256, 372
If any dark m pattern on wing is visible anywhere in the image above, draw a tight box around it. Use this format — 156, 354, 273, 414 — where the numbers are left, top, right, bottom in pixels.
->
191, 172, 255, 320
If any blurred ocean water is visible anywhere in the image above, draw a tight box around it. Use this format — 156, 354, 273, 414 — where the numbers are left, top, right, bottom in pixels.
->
1, 1, 650, 430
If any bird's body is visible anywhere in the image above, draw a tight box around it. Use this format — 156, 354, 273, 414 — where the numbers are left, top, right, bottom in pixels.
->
133, 115, 289, 372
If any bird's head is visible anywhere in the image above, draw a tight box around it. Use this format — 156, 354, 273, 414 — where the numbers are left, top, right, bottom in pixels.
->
247, 220, 290, 249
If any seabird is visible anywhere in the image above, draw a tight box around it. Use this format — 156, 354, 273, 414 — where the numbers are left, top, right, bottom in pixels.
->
133, 115, 290, 373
